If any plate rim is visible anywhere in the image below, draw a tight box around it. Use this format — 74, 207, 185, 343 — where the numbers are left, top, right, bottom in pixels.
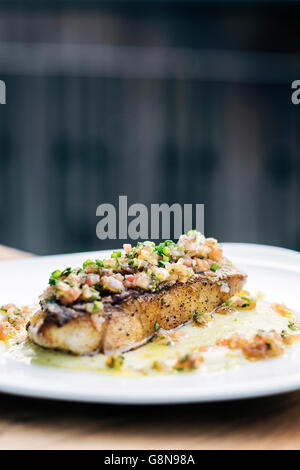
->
0, 242, 299, 404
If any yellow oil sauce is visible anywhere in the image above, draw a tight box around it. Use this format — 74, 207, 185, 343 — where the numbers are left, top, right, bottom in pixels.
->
4, 300, 299, 377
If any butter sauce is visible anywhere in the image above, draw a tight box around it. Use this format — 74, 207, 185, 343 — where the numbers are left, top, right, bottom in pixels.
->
4, 300, 299, 377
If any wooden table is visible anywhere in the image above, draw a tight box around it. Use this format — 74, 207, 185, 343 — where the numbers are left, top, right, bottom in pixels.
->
0, 245, 299, 450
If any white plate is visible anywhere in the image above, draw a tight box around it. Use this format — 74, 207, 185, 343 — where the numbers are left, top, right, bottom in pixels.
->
0, 243, 299, 404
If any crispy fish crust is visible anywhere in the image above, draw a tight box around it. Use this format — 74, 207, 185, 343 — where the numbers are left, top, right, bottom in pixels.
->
27, 265, 247, 355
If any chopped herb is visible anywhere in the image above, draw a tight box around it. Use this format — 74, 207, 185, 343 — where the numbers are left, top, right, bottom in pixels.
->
111, 251, 122, 259
158, 260, 167, 267
161, 298, 164, 306
218, 281, 228, 287
61, 267, 72, 277
49, 269, 62, 286
154, 240, 175, 257
154, 322, 160, 331
106, 354, 124, 369
96, 259, 104, 267
93, 301, 103, 313
150, 272, 158, 291
83, 259, 96, 269
210, 263, 219, 272
193, 310, 206, 326
288, 321, 300, 331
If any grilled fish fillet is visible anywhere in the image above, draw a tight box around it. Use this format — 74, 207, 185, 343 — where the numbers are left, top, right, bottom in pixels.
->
27, 264, 247, 355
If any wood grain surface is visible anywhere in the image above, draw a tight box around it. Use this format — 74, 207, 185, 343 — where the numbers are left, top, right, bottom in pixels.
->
0, 245, 299, 450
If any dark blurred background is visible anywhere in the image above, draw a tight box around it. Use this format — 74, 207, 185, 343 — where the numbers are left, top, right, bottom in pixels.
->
0, 1, 300, 255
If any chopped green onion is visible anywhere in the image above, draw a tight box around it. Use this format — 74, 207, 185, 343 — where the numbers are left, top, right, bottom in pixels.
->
49, 269, 62, 286
158, 260, 167, 267
93, 301, 103, 313
288, 321, 300, 331
61, 267, 72, 277
193, 310, 204, 324
83, 259, 96, 269
154, 322, 160, 331
210, 263, 219, 272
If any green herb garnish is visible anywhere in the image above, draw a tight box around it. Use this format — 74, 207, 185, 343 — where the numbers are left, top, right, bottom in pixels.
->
288, 321, 300, 331
193, 310, 205, 325
93, 301, 103, 313
61, 267, 72, 277
49, 269, 62, 286
83, 259, 96, 269
210, 263, 219, 272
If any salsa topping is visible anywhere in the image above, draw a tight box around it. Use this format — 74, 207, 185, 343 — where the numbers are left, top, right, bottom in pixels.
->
0, 304, 35, 341
217, 329, 300, 361
41, 231, 227, 312
225, 290, 256, 310
173, 351, 204, 372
